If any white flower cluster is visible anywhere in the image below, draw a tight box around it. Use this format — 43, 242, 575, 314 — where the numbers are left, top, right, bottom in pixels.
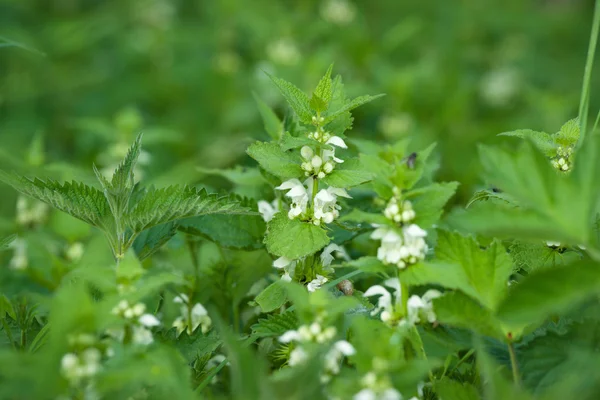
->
277, 178, 350, 224
300, 135, 346, 179
279, 318, 355, 382
320, 0, 356, 25
111, 300, 160, 345
551, 146, 572, 172
364, 278, 441, 327
383, 197, 415, 224
172, 293, 212, 336
371, 225, 427, 269
15, 196, 48, 226
66, 242, 85, 263
60, 333, 107, 391
9, 238, 28, 270
257, 199, 279, 222
354, 371, 402, 400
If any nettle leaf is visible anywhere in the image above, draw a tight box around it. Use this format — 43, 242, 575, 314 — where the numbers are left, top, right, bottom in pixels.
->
554, 118, 579, 147
406, 182, 459, 229
466, 188, 517, 208
126, 186, 249, 233
279, 132, 316, 151
433, 292, 504, 339
255, 281, 288, 313
0, 295, 16, 320
313, 64, 334, 105
339, 209, 389, 226
251, 311, 298, 337
321, 159, 374, 188
160, 328, 221, 364
435, 378, 480, 400
110, 132, 142, 192
267, 73, 313, 123
179, 198, 266, 250
0, 172, 111, 228
496, 261, 600, 328
253, 93, 283, 140
325, 76, 354, 136
499, 129, 556, 157
435, 230, 514, 310
324, 93, 385, 124
247, 141, 303, 179
132, 222, 178, 260
264, 214, 330, 259
345, 256, 390, 275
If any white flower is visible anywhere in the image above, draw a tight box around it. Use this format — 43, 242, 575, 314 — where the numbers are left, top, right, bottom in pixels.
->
267, 38, 300, 66
60, 348, 102, 386
407, 290, 442, 324
279, 322, 336, 344
321, 0, 356, 25
323, 340, 356, 380
138, 313, 160, 327
322, 136, 347, 164
313, 187, 350, 224
321, 243, 350, 268
301, 146, 314, 160
307, 274, 328, 292
66, 242, 85, 263
384, 197, 415, 224
9, 238, 28, 270
363, 278, 401, 324
173, 294, 212, 335
258, 199, 279, 222
132, 326, 155, 345
277, 179, 309, 219
110, 300, 161, 345
273, 256, 297, 282
288, 347, 309, 366
354, 371, 403, 400
546, 241, 561, 248
371, 224, 427, 269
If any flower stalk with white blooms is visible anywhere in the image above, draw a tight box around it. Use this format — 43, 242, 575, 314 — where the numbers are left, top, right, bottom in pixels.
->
110, 300, 161, 345
172, 293, 212, 336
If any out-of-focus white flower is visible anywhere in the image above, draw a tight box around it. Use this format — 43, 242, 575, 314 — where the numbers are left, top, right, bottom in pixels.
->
307, 274, 328, 292
9, 238, 28, 270
111, 300, 161, 345
354, 371, 402, 400
384, 197, 415, 224
288, 347, 309, 366
371, 224, 427, 269
258, 199, 279, 222
267, 39, 300, 66
277, 179, 309, 219
172, 294, 212, 336
279, 322, 337, 345
480, 67, 519, 108
66, 242, 85, 263
322, 340, 356, 382
273, 256, 297, 282
16, 196, 48, 226
321, 243, 350, 267
321, 0, 356, 25
363, 278, 401, 324
407, 290, 442, 324
60, 348, 102, 386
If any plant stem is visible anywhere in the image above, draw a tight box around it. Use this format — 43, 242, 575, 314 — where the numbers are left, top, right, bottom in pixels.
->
578, 0, 600, 146
507, 341, 521, 387
1, 319, 16, 350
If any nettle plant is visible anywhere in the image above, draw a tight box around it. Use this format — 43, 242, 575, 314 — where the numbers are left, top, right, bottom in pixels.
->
3, 32, 600, 399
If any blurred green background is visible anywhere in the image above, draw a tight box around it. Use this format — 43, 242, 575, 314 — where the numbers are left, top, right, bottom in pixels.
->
0, 0, 597, 224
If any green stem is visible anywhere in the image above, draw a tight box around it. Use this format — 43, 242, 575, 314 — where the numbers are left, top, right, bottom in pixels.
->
507, 341, 521, 387
578, 0, 600, 146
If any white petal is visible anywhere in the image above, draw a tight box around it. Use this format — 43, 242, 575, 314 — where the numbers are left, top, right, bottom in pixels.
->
363, 285, 389, 299
381, 388, 403, 400
326, 136, 348, 149
273, 256, 292, 269
174, 294, 189, 304
404, 224, 427, 238
276, 179, 303, 191
422, 289, 442, 302
279, 330, 301, 343
191, 303, 208, 317
353, 389, 377, 400
334, 340, 356, 356
327, 187, 352, 198
139, 313, 160, 327
315, 189, 335, 203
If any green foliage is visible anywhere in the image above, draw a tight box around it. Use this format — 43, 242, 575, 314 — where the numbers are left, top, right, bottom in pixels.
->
264, 214, 330, 259
246, 141, 303, 179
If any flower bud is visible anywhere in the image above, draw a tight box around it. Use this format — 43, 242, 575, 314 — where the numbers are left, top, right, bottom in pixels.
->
323, 162, 334, 173
302, 162, 313, 171
301, 146, 313, 160
317, 171, 326, 179
311, 155, 323, 168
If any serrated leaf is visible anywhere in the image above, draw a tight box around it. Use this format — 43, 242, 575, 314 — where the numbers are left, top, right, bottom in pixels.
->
179, 197, 266, 250
554, 118, 579, 147
324, 93, 385, 124
435, 230, 514, 310
125, 186, 249, 233
132, 221, 178, 260
434, 292, 504, 339
110, 132, 143, 192
267, 74, 313, 123
264, 214, 330, 259
255, 281, 288, 313
160, 329, 222, 364
325, 76, 354, 136
339, 209, 389, 225
496, 261, 600, 329
320, 159, 374, 188
466, 188, 517, 208
499, 129, 556, 156
253, 93, 283, 140
251, 311, 298, 337
0, 172, 111, 228
309, 94, 328, 113
279, 132, 316, 151
313, 64, 334, 105
246, 142, 303, 179
344, 256, 389, 274
0, 295, 16, 320
407, 182, 459, 229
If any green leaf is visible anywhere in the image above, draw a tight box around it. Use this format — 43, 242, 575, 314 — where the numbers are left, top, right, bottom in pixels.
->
0, 295, 16, 320
264, 214, 330, 259
253, 93, 283, 140
160, 329, 221, 364
246, 141, 303, 179
496, 261, 600, 328
309, 94, 327, 113
407, 182, 459, 229
251, 311, 298, 337
110, 132, 143, 192
339, 209, 389, 225
255, 281, 288, 313
0, 235, 16, 251
313, 64, 334, 105
267, 73, 313, 123
325, 76, 354, 135
132, 222, 178, 260
324, 93, 385, 124
435, 378, 480, 400
279, 132, 316, 151
320, 159, 374, 188
434, 292, 504, 339
435, 230, 514, 310
499, 129, 556, 156
344, 256, 390, 275
554, 118, 579, 147
0, 172, 111, 229
179, 198, 265, 250
399, 261, 469, 290
126, 186, 249, 233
